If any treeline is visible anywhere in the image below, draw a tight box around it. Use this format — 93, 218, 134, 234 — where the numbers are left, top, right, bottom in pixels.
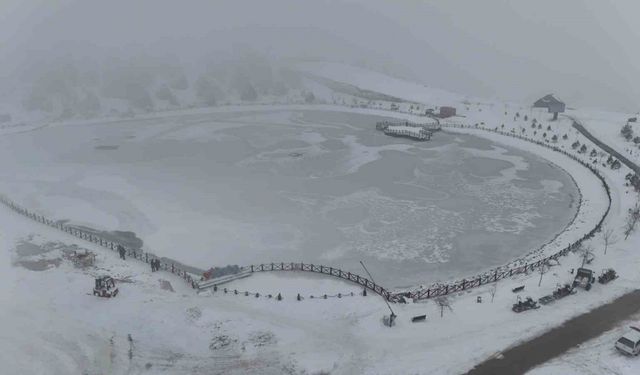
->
20, 50, 307, 119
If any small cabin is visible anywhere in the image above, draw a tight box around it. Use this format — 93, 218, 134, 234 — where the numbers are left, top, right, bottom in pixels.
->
533, 94, 565, 120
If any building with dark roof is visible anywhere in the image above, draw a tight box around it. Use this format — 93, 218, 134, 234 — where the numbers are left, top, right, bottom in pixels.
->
533, 94, 565, 120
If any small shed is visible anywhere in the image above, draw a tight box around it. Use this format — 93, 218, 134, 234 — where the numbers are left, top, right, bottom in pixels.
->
439, 106, 456, 118
533, 94, 565, 120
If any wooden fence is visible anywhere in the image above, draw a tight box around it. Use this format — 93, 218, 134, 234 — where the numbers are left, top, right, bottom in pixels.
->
0, 195, 199, 289
247, 262, 391, 300
0, 118, 614, 303
395, 124, 613, 301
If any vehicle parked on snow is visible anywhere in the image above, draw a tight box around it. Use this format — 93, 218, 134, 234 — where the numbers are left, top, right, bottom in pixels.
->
539, 284, 576, 305
615, 327, 640, 355
552, 284, 576, 299
93, 276, 118, 298
512, 297, 540, 313
572, 267, 595, 291
538, 295, 555, 305
598, 268, 618, 284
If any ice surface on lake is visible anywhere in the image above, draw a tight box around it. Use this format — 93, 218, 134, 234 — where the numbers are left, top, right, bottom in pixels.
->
0, 110, 578, 287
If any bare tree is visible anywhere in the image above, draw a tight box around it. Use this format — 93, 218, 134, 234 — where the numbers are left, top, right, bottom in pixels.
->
602, 226, 617, 254
624, 203, 640, 240
435, 297, 453, 318
578, 244, 595, 267
489, 282, 498, 303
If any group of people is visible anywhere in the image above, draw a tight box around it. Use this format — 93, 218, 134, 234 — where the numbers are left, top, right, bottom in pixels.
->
150, 258, 162, 272
117, 243, 162, 272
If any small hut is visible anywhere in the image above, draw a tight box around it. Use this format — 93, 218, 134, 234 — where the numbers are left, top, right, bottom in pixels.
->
533, 94, 565, 120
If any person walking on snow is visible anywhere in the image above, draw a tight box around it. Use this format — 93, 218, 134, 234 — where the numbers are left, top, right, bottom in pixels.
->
117, 245, 126, 260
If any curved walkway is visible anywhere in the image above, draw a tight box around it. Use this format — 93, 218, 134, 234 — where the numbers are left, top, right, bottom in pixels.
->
249, 263, 390, 298
198, 262, 391, 299
398, 123, 611, 301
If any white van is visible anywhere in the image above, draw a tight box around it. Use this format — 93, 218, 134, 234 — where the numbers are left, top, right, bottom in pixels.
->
615, 327, 640, 355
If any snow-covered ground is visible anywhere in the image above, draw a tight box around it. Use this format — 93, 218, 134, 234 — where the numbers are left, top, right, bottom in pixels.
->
294, 61, 465, 107
527, 316, 640, 375
3, 62, 640, 374
569, 108, 640, 164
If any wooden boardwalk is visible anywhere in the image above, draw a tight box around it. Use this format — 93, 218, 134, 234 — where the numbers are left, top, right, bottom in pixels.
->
247, 262, 392, 300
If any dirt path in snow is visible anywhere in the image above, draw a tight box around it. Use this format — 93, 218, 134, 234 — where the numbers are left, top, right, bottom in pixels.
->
464, 289, 640, 375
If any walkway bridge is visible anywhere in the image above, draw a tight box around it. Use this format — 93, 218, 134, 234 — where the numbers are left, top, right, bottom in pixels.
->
197, 262, 393, 300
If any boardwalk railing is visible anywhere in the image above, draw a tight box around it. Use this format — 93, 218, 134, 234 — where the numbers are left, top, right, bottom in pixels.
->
376, 120, 441, 131
395, 123, 613, 301
247, 262, 392, 300
0, 194, 199, 289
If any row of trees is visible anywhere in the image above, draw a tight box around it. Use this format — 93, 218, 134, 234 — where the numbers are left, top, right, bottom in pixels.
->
20, 51, 311, 118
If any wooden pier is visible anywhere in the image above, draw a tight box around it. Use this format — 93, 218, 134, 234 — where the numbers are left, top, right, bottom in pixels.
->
375, 121, 440, 141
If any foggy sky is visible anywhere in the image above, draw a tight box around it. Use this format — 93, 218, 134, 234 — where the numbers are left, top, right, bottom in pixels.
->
2, 0, 639, 111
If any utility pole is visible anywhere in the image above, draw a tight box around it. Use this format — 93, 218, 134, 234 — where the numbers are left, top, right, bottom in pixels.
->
538, 260, 547, 287
360, 261, 396, 327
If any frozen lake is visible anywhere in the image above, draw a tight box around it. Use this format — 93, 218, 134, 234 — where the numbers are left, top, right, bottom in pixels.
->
0, 110, 578, 287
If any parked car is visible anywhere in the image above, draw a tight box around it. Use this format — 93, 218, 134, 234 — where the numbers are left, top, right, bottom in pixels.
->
615, 327, 640, 355
598, 268, 618, 284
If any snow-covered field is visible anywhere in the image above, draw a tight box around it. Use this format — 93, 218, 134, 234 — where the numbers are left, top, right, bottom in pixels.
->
3, 62, 640, 374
